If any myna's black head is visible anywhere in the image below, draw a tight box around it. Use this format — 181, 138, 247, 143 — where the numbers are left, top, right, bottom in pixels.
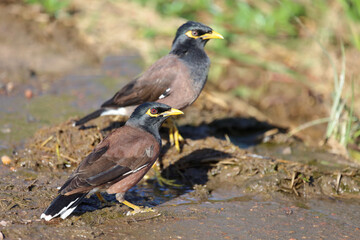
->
126, 102, 183, 136
171, 21, 223, 53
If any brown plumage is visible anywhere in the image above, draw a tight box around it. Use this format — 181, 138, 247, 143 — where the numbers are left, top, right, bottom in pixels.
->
101, 55, 193, 110
61, 127, 159, 195
41, 102, 183, 221
73, 21, 223, 126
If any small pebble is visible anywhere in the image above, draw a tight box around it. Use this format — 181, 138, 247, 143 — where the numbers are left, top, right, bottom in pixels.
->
25, 89, 33, 99
282, 146, 292, 155
1, 155, 11, 165
6, 82, 14, 93
0, 220, 9, 227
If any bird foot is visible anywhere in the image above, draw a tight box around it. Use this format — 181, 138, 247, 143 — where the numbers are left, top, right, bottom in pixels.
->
168, 122, 184, 153
95, 192, 107, 202
152, 163, 182, 187
95, 192, 115, 208
126, 207, 155, 216
155, 171, 182, 188
121, 200, 156, 216
157, 176, 182, 187
99, 200, 116, 208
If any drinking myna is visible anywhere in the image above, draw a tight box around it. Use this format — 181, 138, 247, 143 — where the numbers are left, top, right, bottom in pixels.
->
73, 21, 223, 151
40, 102, 183, 221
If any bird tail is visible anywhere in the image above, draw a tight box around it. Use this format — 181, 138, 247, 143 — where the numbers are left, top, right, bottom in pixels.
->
40, 193, 87, 221
73, 109, 106, 126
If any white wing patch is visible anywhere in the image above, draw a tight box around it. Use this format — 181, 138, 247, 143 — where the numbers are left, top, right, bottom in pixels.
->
101, 107, 127, 116
40, 197, 80, 221
40, 213, 54, 221
123, 164, 149, 176
60, 206, 78, 219
159, 88, 171, 99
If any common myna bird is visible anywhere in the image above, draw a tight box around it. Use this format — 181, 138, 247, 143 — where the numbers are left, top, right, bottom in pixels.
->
73, 21, 223, 151
41, 102, 183, 221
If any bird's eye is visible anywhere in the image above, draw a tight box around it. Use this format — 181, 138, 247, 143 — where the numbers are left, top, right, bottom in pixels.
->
192, 30, 199, 36
150, 108, 158, 114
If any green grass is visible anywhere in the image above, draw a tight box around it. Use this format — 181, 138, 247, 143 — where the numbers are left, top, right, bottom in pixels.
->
339, 0, 360, 22
322, 44, 358, 153
218, 0, 305, 37
24, 0, 70, 17
135, 0, 216, 20
135, 0, 305, 37
133, 0, 354, 85
341, 0, 360, 50
133, 0, 360, 61
290, 42, 359, 158
325, 44, 347, 141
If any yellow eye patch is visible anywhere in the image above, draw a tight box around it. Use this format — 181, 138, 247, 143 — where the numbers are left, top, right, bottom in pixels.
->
185, 30, 224, 40
146, 108, 160, 117
145, 108, 184, 118
185, 30, 201, 39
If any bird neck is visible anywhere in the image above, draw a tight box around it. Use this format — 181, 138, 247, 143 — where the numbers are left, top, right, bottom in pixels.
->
171, 43, 210, 92
170, 40, 206, 58
125, 121, 162, 145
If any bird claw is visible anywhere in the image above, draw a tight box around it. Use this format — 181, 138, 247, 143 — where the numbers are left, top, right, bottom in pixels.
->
126, 207, 155, 216
99, 201, 115, 208
169, 125, 184, 153
95, 192, 115, 208
153, 164, 182, 187
165, 118, 184, 152
156, 173, 182, 187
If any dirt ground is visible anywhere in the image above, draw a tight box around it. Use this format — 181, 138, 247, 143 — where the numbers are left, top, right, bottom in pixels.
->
0, 1, 360, 239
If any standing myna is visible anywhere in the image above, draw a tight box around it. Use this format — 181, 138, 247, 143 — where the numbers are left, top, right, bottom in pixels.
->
73, 21, 223, 151
41, 102, 183, 221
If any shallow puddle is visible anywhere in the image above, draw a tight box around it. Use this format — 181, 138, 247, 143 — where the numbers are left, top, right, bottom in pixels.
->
0, 54, 143, 156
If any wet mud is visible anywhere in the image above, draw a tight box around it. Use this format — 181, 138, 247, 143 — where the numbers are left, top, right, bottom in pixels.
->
1, 104, 359, 239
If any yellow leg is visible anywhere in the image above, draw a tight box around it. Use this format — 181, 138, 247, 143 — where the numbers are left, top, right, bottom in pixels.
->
174, 127, 181, 152
122, 200, 155, 216
151, 162, 182, 187
167, 118, 184, 152
147, 119, 185, 187
169, 124, 174, 146
95, 192, 107, 203
95, 192, 116, 208
122, 200, 141, 211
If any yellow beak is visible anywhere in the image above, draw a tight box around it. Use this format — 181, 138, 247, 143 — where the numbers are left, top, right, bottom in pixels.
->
201, 30, 224, 40
162, 108, 184, 116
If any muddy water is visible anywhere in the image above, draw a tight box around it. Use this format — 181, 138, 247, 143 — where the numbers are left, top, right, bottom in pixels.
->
0, 54, 142, 156
1, 53, 360, 239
